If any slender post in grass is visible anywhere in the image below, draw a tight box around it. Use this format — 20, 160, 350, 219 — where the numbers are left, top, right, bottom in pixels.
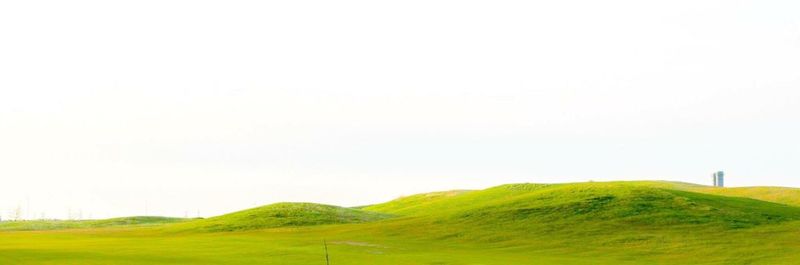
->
323, 240, 330, 265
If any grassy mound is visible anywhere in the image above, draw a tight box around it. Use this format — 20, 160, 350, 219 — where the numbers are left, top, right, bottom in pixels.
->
369, 181, 800, 231
181, 202, 391, 232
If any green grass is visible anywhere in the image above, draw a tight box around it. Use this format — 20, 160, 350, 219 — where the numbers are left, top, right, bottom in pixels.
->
2, 181, 800, 264
172, 202, 392, 232
0, 216, 187, 231
687, 186, 800, 207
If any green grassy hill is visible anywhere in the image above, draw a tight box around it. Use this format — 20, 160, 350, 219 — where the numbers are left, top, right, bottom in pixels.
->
2, 181, 800, 264
363, 182, 800, 248
175, 202, 391, 232
368, 182, 800, 229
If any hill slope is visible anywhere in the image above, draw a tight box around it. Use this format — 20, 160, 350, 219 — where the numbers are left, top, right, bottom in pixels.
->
179, 202, 391, 232
359, 181, 800, 263
3, 181, 800, 264
686, 186, 800, 207
367, 181, 800, 231
362, 190, 473, 214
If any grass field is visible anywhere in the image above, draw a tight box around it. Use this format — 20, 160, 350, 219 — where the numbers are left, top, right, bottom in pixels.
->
2, 181, 800, 264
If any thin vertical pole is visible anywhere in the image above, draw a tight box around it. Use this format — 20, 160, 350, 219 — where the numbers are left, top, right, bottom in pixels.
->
324, 240, 330, 265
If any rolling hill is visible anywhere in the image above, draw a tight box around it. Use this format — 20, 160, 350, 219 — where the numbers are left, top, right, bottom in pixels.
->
2, 181, 800, 264
175, 202, 392, 232
367, 181, 800, 228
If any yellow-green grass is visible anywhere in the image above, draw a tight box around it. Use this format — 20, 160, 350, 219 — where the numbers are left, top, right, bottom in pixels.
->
0, 216, 188, 231
2, 181, 800, 264
688, 186, 800, 207
171, 202, 392, 232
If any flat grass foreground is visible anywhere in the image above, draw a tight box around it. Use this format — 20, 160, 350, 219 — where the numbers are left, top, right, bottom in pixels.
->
2, 181, 800, 264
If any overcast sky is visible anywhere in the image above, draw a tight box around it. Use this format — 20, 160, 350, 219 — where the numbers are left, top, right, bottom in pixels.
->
1, 0, 799, 219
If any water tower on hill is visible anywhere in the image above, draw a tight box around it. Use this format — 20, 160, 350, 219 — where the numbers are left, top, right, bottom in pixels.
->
712, 171, 725, 187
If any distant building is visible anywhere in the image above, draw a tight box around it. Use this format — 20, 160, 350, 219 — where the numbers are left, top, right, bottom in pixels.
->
712, 171, 725, 187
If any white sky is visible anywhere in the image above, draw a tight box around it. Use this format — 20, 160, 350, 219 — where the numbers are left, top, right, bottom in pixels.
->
1, 0, 799, 219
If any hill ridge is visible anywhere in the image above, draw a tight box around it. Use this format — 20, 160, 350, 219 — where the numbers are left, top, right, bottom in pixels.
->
174, 202, 391, 232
